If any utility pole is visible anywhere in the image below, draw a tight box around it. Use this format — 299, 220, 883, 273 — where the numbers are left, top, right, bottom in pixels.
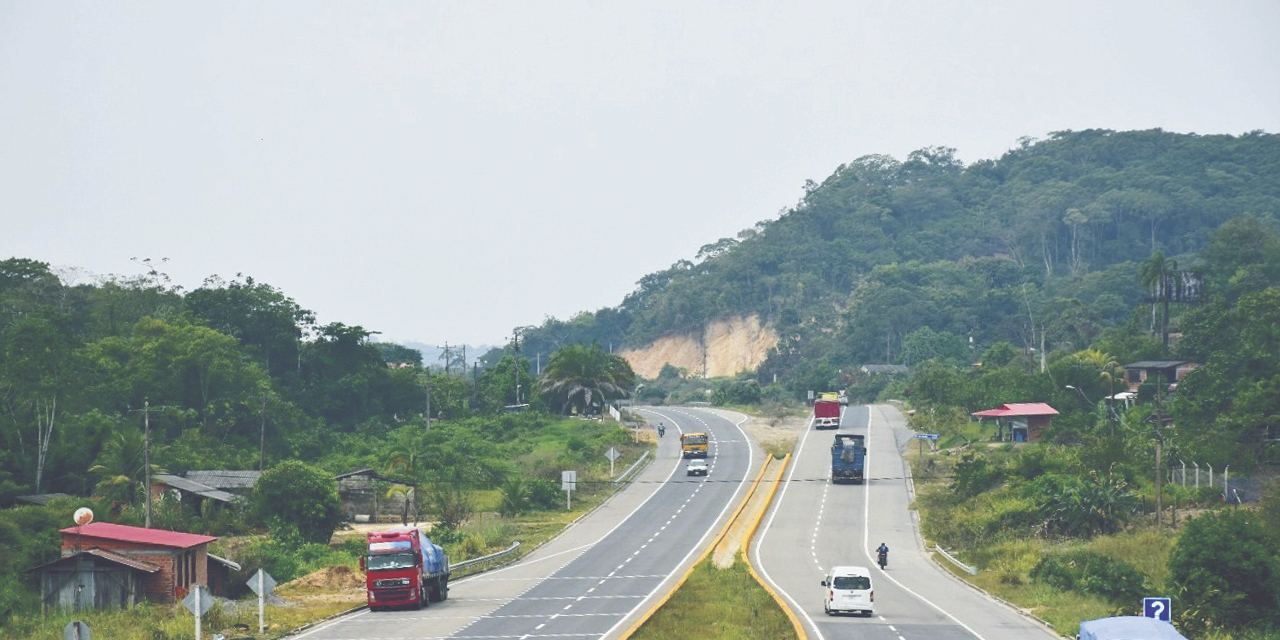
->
513, 329, 522, 406
1148, 372, 1173, 528
259, 392, 267, 472
127, 400, 168, 529
144, 400, 152, 529
424, 375, 431, 432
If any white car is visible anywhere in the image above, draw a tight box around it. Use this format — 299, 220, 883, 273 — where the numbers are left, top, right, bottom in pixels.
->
822, 565, 874, 616
686, 459, 708, 476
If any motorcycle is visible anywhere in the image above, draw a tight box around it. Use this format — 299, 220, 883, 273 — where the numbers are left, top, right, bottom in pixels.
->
877, 551, 888, 570
657, 425, 665, 438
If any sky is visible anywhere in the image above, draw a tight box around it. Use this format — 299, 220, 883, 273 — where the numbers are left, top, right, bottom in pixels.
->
3, 2, 1278, 348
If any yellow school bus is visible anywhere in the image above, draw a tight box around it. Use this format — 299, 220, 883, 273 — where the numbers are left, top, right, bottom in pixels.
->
681, 432, 709, 458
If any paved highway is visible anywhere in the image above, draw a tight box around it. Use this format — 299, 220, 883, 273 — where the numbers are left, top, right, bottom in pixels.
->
294, 406, 757, 640
753, 404, 1060, 640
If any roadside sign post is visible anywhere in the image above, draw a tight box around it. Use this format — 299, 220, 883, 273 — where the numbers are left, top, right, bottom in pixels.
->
246, 569, 277, 634
182, 585, 213, 640
64, 621, 91, 640
561, 470, 577, 509
605, 447, 620, 477
915, 434, 939, 455
1144, 596, 1172, 622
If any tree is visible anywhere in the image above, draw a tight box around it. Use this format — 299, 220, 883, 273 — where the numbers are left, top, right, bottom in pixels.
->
184, 275, 315, 379
0, 315, 78, 492
249, 460, 343, 544
88, 424, 165, 513
1167, 510, 1280, 631
1139, 252, 1178, 349
537, 344, 635, 415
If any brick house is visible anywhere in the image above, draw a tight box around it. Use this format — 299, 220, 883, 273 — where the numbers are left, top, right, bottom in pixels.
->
43, 522, 232, 606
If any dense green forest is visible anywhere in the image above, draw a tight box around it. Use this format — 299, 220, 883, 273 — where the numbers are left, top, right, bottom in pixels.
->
501, 129, 1280, 381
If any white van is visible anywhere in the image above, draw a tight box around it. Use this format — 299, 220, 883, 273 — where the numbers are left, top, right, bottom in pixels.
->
821, 565, 874, 616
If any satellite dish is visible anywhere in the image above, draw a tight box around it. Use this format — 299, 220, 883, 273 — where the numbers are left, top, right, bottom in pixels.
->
74, 507, 94, 526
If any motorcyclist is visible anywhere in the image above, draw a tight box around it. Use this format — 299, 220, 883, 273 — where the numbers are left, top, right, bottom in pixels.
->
657, 422, 665, 437
876, 542, 889, 568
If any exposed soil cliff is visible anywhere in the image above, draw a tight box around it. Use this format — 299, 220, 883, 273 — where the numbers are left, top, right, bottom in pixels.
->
621, 315, 777, 379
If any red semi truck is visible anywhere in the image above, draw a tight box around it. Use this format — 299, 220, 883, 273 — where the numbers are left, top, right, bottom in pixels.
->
814, 399, 841, 429
360, 526, 450, 610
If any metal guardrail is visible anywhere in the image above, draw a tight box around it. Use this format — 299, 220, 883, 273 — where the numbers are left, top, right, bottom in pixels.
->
451, 541, 521, 577
933, 544, 978, 575
613, 451, 649, 484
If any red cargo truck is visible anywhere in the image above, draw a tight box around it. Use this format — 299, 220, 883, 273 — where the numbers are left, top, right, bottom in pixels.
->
814, 399, 841, 429
360, 526, 450, 610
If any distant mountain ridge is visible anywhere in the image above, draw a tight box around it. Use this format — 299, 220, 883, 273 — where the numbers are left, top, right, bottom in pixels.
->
496, 129, 1280, 382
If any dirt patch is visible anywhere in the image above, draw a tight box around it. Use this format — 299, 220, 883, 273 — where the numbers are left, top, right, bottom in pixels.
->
738, 412, 808, 455
284, 565, 365, 592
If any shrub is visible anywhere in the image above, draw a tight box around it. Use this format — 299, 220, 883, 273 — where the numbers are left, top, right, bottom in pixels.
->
1168, 510, 1280, 630
1030, 551, 1147, 604
249, 460, 343, 544
527, 478, 561, 510
952, 451, 1003, 499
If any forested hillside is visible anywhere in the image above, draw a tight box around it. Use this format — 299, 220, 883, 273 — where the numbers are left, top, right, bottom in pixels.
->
0, 267, 537, 502
503, 129, 1280, 390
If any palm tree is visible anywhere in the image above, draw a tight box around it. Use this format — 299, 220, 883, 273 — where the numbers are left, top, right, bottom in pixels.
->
538, 344, 636, 415
1072, 349, 1122, 434
1140, 252, 1178, 349
89, 428, 166, 514
386, 427, 435, 524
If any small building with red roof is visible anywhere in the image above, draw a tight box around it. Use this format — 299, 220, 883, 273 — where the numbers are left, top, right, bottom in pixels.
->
971, 402, 1059, 442
34, 522, 237, 609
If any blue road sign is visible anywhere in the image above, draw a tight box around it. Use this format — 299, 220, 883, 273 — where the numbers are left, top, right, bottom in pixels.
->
915, 434, 940, 440
1144, 596, 1172, 622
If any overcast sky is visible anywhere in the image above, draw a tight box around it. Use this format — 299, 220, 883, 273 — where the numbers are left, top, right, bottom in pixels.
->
3, 2, 1277, 347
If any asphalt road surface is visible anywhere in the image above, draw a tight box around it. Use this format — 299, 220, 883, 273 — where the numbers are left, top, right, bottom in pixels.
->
293, 406, 758, 640
753, 404, 1061, 640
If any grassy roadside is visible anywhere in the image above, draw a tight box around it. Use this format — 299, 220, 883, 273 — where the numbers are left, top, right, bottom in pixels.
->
907, 443, 1280, 640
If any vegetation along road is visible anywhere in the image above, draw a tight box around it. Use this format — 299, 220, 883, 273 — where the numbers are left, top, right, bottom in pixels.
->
755, 404, 1058, 640
293, 406, 758, 640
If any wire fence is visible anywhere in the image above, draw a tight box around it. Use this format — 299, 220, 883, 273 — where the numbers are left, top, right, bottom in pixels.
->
1171, 461, 1258, 503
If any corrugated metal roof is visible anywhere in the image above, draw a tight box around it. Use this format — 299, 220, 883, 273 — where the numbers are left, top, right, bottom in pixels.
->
60, 522, 217, 548
153, 474, 237, 503
28, 548, 162, 574
972, 402, 1059, 417
1124, 360, 1192, 369
183, 470, 261, 490
208, 553, 241, 571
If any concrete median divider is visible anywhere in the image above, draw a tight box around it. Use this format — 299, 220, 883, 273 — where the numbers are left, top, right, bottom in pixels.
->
743, 455, 806, 640
618, 453, 804, 640
617, 454, 775, 639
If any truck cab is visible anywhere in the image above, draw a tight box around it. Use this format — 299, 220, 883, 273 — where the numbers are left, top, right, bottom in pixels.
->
361, 527, 450, 611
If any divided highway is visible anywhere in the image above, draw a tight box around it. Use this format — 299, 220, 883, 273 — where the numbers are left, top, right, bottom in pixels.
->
295, 406, 757, 640
753, 404, 1060, 640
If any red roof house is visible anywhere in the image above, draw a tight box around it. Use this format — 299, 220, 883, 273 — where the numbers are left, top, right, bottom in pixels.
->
53, 522, 221, 606
972, 402, 1059, 442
